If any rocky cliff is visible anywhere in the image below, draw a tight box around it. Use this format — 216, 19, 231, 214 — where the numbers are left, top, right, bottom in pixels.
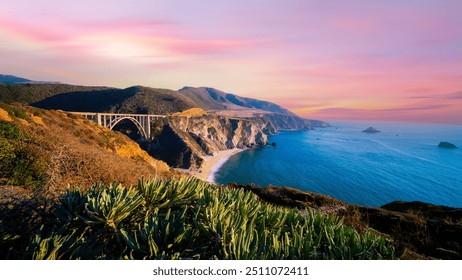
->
148, 115, 268, 169
258, 113, 309, 130
305, 119, 330, 128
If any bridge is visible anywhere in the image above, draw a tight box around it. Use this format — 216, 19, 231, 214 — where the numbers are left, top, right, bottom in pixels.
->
69, 112, 166, 140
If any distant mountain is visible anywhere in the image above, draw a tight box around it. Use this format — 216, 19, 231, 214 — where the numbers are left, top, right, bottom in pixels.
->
0, 82, 314, 130
0, 74, 60, 85
178, 87, 308, 129
0, 74, 32, 84
179, 87, 296, 116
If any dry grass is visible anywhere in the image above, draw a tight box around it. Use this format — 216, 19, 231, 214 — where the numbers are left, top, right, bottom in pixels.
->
1, 103, 170, 197
172, 107, 208, 117
0, 108, 13, 122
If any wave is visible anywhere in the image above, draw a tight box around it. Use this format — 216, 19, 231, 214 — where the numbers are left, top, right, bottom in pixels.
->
367, 138, 438, 164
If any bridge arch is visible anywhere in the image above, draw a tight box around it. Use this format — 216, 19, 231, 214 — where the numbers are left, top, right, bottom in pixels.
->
109, 116, 148, 140
67, 112, 166, 140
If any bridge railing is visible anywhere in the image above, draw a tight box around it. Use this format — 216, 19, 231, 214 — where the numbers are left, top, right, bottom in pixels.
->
67, 112, 166, 139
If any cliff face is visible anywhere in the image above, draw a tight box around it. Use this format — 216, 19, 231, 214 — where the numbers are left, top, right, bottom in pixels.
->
149, 115, 268, 169
305, 119, 330, 128
260, 113, 309, 130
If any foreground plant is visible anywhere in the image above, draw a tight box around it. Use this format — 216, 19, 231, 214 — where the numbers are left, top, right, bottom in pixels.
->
14, 177, 399, 260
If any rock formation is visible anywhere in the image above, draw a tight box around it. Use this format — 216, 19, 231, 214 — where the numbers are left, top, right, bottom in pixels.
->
438, 142, 457, 149
305, 119, 330, 128
363, 127, 381, 133
259, 113, 309, 130
148, 115, 268, 169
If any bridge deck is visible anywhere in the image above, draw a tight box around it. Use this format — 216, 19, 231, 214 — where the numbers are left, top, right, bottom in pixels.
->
67, 112, 166, 139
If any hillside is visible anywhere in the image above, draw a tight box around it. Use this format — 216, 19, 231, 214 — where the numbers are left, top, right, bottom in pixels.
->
0, 83, 111, 105
0, 74, 32, 84
178, 86, 295, 115
0, 82, 312, 130
32, 86, 196, 115
178, 87, 309, 130
0, 102, 169, 194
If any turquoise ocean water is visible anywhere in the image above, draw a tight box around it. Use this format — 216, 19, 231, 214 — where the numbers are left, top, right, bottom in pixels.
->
212, 121, 462, 207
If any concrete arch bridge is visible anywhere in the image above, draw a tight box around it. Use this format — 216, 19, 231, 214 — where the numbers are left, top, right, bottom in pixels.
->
69, 112, 166, 140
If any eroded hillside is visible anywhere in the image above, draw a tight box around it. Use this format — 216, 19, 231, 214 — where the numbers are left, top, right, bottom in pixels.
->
0, 102, 169, 197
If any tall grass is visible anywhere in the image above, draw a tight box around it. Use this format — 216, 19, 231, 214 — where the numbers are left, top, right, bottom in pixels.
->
21, 177, 398, 260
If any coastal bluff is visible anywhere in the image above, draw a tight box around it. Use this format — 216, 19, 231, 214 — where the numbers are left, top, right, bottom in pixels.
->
148, 114, 269, 169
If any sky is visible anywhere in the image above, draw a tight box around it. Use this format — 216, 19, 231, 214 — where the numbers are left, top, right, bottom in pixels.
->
1, 0, 462, 123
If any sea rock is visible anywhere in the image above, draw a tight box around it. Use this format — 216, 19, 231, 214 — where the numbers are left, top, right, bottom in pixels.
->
438, 142, 457, 149
363, 127, 381, 133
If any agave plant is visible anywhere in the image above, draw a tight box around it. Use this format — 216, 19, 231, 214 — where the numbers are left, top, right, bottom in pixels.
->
80, 183, 143, 231
16, 176, 399, 260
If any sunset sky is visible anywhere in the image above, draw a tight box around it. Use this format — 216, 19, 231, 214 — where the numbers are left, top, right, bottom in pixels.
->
1, 0, 461, 123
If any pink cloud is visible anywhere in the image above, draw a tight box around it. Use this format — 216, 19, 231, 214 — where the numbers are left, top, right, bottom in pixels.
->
305, 94, 462, 124
0, 15, 69, 42
165, 38, 262, 56
0, 12, 259, 61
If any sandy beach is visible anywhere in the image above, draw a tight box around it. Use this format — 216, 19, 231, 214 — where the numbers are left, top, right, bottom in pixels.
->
190, 148, 245, 182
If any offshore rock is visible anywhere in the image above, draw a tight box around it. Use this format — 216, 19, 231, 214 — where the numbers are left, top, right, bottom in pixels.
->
363, 127, 381, 133
438, 142, 457, 149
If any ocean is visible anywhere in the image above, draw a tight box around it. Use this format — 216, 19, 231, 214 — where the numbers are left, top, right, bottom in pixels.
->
211, 121, 462, 207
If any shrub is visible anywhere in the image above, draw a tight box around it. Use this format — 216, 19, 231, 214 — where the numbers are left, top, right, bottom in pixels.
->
0, 138, 16, 174
0, 121, 24, 140
8, 150, 45, 188
0, 121, 44, 188
19, 177, 398, 260
0, 104, 31, 122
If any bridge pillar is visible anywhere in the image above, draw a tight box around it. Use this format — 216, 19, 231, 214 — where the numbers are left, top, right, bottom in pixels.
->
146, 116, 151, 140
96, 113, 102, 126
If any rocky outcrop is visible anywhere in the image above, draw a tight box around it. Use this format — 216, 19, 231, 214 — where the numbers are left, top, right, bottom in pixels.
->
438, 142, 457, 149
363, 127, 381, 133
305, 119, 330, 128
149, 115, 268, 169
259, 113, 309, 130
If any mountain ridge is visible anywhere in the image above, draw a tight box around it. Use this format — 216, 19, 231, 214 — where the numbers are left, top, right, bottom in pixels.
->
0, 74, 60, 85
1, 80, 327, 130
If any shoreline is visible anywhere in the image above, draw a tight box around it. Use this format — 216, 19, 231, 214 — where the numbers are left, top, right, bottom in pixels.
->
190, 148, 245, 182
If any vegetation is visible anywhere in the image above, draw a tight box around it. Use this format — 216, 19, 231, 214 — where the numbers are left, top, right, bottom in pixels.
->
0, 103, 32, 122
0, 121, 45, 188
0, 103, 169, 193
0, 84, 110, 105
0, 177, 398, 260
